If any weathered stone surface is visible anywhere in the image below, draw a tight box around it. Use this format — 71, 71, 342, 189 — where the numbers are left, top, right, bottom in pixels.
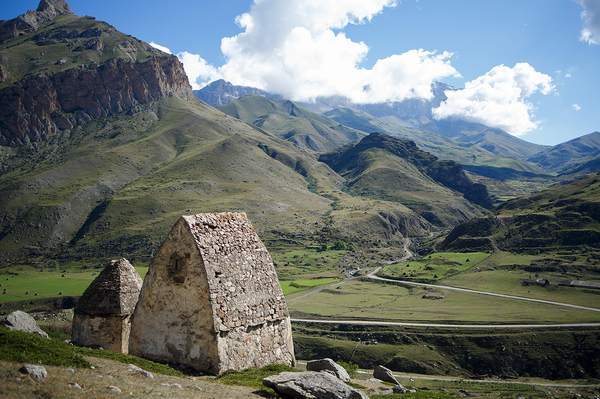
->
263, 371, 369, 399
19, 365, 48, 381
129, 212, 295, 374
0, 55, 193, 146
373, 364, 400, 385
0, 0, 72, 43
1, 311, 49, 338
71, 258, 142, 353
306, 358, 350, 382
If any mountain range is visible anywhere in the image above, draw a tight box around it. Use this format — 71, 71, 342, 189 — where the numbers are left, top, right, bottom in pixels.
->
0, 0, 599, 270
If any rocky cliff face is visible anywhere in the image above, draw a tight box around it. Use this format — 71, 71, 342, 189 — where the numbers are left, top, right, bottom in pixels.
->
0, 56, 193, 146
0, 0, 194, 146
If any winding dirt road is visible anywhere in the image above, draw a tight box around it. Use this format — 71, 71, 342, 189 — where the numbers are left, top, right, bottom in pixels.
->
288, 238, 600, 328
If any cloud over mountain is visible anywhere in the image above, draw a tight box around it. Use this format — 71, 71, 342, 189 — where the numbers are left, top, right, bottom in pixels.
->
168, 0, 556, 137
432, 63, 554, 136
178, 0, 459, 101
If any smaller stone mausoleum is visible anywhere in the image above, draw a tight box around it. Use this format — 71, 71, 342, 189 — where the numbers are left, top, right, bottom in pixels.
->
128, 212, 296, 374
71, 258, 143, 353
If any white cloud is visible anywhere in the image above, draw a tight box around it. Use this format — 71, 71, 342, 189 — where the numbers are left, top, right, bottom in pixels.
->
149, 41, 172, 54
573, 103, 582, 111
177, 52, 219, 90
576, 0, 600, 44
185, 0, 459, 102
432, 63, 554, 136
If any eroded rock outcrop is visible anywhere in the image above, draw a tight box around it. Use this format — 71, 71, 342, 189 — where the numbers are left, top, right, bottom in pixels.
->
129, 212, 296, 374
0, 55, 193, 146
0, 0, 72, 43
71, 258, 143, 353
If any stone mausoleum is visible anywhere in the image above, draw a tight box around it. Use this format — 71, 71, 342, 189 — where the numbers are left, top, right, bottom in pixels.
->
71, 258, 143, 353
128, 212, 296, 374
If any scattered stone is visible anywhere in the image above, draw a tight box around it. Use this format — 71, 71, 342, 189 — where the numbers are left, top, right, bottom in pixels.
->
263, 371, 369, 399
129, 213, 295, 374
373, 365, 399, 385
68, 382, 82, 389
107, 386, 122, 393
72, 258, 142, 354
129, 364, 153, 379
19, 365, 48, 381
393, 384, 410, 394
66, 368, 75, 373
1, 311, 49, 338
306, 358, 350, 381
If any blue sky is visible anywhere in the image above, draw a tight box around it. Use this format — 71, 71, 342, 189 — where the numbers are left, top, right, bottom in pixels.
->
2, 0, 599, 146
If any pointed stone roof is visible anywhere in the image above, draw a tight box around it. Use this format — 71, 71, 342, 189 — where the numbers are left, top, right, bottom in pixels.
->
180, 212, 289, 331
75, 258, 143, 316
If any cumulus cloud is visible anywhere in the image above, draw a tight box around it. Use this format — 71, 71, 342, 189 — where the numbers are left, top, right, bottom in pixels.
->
177, 52, 219, 90
432, 63, 554, 136
573, 103, 582, 111
183, 0, 459, 102
149, 41, 172, 54
576, 0, 600, 44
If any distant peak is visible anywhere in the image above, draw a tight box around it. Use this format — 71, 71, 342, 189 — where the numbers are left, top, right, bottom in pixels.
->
37, 0, 72, 15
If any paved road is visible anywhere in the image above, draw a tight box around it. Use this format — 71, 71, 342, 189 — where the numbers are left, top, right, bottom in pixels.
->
288, 238, 600, 328
291, 318, 600, 329
366, 268, 600, 313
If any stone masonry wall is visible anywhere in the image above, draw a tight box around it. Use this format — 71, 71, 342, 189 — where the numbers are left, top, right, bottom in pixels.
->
128, 217, 219, 372
183, 213, 289, 332
216, 318, 295, 373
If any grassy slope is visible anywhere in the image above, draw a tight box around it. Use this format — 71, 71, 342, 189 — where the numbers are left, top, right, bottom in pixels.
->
0, 14, 164, 90
439, 173, 600, 256
324, 108, 557, 201
217, 94, 365, 151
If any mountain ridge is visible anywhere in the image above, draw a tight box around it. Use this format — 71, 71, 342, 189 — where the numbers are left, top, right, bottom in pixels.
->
0, 1, 193, 146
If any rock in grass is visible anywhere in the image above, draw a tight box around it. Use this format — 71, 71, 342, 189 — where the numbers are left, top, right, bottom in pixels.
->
306, 358, 351, 381
19, 365, 48, 381
1, 311, 49, 339
129, 364, 154, 379
263, 371, 368, 399
107, 386, 122, 393
373, 365, 399, 385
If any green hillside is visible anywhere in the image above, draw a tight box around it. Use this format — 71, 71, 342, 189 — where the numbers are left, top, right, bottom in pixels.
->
440, 172, 600, 258
0, 13, 163, 90
323, 107, 556, 201
217, 95, 365, 152
319, 133, 490, 228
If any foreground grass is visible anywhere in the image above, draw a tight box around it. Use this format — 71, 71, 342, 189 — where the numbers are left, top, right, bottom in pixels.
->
0, 327, 90, 369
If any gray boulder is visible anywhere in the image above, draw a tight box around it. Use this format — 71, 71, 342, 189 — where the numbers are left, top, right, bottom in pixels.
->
306, 358, 351, 381
263, 371, 368, 399
373, 364, 399, 385
1, 311, 49, 339
19, 365, 48, 381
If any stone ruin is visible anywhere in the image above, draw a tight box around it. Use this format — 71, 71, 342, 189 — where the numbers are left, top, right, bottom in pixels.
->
71, 258, 142, 353
128, 212, 296, 374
